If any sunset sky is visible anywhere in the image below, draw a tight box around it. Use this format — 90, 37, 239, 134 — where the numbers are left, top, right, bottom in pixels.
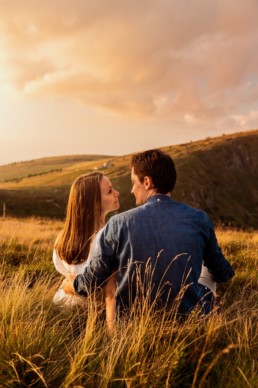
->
1, 0, 258, 165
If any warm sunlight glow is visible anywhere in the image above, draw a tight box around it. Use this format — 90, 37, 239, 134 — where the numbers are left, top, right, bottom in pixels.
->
0, 0, 258, 164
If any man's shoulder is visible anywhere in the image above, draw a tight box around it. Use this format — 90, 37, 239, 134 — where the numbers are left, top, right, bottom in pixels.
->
173, 199, 204, 213
172, 200, 211, 223
103, 207, 142, 235
110, 200, 210, 224
109, 205, 144, 223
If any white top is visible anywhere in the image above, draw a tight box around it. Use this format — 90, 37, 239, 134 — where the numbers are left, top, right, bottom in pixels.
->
198, 264, 217, 293
52, 249, 89, 306
53, 249, 88, 276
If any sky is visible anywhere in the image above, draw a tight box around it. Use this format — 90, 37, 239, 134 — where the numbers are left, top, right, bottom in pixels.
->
0, 0, 258, 165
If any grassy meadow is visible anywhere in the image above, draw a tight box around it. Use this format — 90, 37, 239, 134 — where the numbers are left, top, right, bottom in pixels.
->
0, 217, 257, 387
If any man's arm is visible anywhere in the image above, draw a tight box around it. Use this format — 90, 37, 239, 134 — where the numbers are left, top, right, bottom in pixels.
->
203, 219, 235, 283
74, 221, 118, 297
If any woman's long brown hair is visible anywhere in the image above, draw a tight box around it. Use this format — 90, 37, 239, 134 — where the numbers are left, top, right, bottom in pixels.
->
55, 172, 103, 264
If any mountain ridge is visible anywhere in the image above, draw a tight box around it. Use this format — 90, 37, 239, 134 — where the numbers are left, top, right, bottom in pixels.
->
0, 129, 258, 228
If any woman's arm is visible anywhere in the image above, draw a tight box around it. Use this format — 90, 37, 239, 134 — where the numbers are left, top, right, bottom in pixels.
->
104, 271, 117, 334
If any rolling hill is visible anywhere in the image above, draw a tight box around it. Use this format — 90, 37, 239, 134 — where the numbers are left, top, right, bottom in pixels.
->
0, 130, 258, 228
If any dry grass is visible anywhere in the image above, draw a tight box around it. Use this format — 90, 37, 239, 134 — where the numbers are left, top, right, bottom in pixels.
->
0, 217, 62, 245
0, 218, 257, 387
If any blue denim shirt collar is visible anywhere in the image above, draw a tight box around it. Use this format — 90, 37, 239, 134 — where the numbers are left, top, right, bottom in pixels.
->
147, 194, 172, 204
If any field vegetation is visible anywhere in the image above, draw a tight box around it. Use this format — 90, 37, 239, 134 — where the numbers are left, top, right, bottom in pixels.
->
0, 217, 257, 387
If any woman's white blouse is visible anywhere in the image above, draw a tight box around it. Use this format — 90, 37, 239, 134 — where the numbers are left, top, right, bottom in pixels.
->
52, 249, 88, 306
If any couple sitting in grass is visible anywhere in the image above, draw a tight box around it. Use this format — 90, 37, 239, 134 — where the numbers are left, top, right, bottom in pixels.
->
53, 149, 234, 329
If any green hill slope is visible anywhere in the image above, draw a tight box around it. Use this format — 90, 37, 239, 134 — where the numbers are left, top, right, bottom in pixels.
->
0, 154, 112, 184
0, 130, 258, 228
170, 130, 258, 228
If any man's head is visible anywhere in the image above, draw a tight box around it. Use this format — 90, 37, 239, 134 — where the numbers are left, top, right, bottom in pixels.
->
130, 149, 177, 205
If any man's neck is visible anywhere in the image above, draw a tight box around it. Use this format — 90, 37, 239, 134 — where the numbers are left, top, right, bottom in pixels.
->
148, 192, 171, 198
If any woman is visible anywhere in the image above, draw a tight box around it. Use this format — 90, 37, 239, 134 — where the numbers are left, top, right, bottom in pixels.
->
52, 172, 119, 331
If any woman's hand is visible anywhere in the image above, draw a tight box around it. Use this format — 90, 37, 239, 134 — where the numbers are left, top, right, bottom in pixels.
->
62, 274, 76, 295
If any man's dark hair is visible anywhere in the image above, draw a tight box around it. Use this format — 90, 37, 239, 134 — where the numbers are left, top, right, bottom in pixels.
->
131, 149, 177, 193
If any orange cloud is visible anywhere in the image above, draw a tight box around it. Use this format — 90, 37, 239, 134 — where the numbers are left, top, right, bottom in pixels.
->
0, 0, 258, 126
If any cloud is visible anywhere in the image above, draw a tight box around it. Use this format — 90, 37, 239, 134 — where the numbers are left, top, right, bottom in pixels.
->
0, 0, 258, 127
228, 110, 258, 128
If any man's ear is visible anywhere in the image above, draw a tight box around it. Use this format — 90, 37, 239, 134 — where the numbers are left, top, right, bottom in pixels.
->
143, 176, 154, 190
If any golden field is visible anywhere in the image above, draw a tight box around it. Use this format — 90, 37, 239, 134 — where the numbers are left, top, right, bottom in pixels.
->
0, 217, 257, 387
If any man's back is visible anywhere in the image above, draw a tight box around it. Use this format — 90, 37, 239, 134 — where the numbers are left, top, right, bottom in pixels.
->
85, 195, 234, 314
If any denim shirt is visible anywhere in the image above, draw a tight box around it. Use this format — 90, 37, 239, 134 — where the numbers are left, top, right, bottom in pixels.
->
74, 195, 234, 314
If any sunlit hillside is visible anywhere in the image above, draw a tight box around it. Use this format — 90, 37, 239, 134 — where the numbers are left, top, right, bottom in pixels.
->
0, 154, 113, 185
0, 130, 258, 227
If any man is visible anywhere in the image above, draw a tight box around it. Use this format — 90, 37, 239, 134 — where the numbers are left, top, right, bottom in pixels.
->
64, 149, 234, 315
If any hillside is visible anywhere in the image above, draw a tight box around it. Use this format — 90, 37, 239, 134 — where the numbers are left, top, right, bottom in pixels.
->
0, 154, 112, 183
0, 130, 258, 228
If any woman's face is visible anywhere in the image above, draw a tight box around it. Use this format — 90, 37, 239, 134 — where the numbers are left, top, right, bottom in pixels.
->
100, 176, 120, 215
